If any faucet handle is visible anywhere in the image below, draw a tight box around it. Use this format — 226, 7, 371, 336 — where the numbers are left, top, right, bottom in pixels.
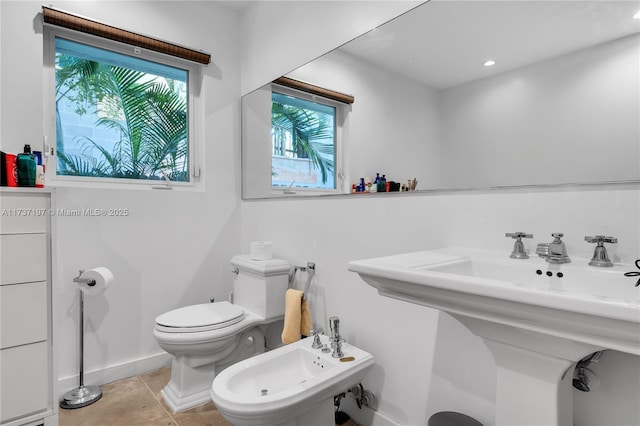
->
311, 328, 323, 349
506, 232, 532, 259
585, 236, 617, 267
506, 232, 533, 239
585, 235, 618, 244
551, 233, 564, 240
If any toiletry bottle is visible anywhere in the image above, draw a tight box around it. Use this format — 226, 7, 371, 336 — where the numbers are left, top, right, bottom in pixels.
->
36, 164, 45, 188
4, 153, 18, 187
0, 151, 6, 186
33, 150, 43, 166
374, 173, 380, 184
379, 174, 387, 192
17, 144, 36, 187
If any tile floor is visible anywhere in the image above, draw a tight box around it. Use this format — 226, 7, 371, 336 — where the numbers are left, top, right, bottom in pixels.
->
59, 368, 228, 426
59, 367, 359, 425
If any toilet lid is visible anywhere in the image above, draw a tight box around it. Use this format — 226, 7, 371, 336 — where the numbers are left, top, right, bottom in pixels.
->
155, 301, 245, 332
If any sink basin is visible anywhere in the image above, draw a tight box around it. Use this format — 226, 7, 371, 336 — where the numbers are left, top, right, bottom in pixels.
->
349, 247, 640, 355
349, 247, 640, 425
211, 334, 374, 426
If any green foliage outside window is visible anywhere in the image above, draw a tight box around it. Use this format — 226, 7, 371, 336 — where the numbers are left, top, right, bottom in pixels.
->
271, 92, 336, 187
55, 38, 190, 182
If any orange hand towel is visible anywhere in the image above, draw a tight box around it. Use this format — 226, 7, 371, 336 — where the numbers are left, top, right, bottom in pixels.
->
300, 298, 312, 337
282, 289, 303, 344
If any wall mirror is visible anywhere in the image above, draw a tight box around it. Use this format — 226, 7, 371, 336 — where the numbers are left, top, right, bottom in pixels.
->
242, 1, 640, 199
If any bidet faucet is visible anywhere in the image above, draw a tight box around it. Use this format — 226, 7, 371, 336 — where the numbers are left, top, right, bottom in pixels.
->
329, 316, 344, 358
536, 233, 571, 264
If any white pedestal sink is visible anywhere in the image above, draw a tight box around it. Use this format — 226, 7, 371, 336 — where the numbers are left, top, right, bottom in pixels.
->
348, 247, 640, 426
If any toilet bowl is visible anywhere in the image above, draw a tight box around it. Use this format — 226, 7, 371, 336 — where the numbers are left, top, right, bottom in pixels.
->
211, 334, 375, 426
153, 256, 290, 412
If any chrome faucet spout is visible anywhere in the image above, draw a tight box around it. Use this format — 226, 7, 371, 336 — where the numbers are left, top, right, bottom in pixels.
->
537, 233, 571, 264
329, 316, 340, 340
328, 316, 344, 358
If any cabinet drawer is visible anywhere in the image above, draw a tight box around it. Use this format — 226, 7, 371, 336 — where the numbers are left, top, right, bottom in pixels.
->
0, 193, 49, 234
0, 341, 49, 423
0, 281, 47, 349
0, 233, 47, 285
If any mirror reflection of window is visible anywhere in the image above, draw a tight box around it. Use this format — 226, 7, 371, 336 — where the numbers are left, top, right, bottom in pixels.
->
271, 91, 336, 190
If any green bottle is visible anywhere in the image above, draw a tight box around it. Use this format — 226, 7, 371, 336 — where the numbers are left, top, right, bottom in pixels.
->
17, 144, 36, 187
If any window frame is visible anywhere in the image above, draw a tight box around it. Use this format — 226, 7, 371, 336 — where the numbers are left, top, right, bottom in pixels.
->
270, 83, 347, 196
43, 25, 203, 190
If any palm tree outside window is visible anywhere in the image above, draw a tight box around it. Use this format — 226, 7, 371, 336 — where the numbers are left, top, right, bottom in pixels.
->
53, 37, 191, 183
271, 91, 336, 190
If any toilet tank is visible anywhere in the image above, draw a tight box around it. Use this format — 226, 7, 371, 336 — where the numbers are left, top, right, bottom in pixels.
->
230, 255, 290, 319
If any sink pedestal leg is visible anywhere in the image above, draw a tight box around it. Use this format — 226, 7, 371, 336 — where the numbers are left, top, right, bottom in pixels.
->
452, 314, 604, 426
484, 339, 582, 426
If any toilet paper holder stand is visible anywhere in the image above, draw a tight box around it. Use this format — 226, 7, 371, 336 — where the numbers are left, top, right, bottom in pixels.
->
60, 269, 103, 409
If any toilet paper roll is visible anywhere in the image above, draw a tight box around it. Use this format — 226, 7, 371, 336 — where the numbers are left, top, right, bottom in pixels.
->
77, 267, 114, 295
250, 241, 273, 260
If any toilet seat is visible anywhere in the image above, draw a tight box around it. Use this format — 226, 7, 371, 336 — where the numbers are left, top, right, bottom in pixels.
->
155, 301, 245, 333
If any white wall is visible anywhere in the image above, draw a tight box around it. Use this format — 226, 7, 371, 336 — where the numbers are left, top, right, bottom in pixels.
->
288, 49, 442, 190
253, 32, 640, 195
240, 0, 423, 94
440, 34, 640, 188
1, 0, 244, 387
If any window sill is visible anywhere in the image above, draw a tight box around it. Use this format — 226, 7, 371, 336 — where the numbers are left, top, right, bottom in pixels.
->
46, 178, 201, 192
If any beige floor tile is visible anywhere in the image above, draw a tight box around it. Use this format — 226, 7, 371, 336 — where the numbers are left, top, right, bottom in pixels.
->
139, 367, 171, 396
171, 401, 231, 426
59, 376, 176, 426
59, 368, 350, 425
139, 368, 231, 425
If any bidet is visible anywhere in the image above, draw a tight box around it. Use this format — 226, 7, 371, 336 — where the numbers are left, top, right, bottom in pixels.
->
211, 334, 374, 426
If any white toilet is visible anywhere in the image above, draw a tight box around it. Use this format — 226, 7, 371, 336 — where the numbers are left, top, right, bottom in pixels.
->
153, 255, 290, 412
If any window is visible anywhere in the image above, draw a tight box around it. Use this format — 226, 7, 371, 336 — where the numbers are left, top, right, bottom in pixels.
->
44, 14, 204, 187
270, 85, 346, 192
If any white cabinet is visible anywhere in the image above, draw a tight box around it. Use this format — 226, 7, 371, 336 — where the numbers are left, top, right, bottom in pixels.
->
0, 189, 57, 426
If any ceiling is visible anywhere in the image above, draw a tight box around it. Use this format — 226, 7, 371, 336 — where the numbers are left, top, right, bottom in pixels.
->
340, 0, 640, 89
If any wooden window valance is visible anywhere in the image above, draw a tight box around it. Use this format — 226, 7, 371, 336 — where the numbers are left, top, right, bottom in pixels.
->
273, 76, 355, 104
42, 6, 211, 65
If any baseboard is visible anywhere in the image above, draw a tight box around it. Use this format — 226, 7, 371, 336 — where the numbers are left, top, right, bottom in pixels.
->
57, 352, 172, 397
340, 397, 399, 426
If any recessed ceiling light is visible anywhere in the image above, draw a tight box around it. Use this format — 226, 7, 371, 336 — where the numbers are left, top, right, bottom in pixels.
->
484, 60, 496, 67
634, 10, 640, 19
